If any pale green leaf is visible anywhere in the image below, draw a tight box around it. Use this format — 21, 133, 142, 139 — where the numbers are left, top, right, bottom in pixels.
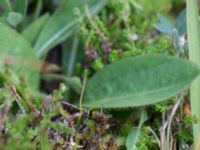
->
43, 74, 82, 94
6, 12, 23, 27
154, 13, 174, 35
126, 128, 138, 150
84, 55, 200, 108
187, 0, 200, 143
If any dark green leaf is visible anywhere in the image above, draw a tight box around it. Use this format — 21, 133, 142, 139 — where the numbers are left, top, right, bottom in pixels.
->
84, 55, 200, 108
62, 36, 83, 76
14, 0, 28, 16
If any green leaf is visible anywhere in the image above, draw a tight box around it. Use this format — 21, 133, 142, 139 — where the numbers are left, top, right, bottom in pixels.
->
175, 9, 186, 36
0, 0, 12, 13
6, 12, 23, 27
0, 17, 7, 24
33, 0, 106, 58
34, 0, 43, 19
187, 0, 200, 144
22, 13, 50, 45
14, 0, 28, 16
130, 1, 143, 10
154, 13, 174, 36
84, 55, 200, 108
39, 130, 52, 150
62, 36, 83, 76
43, 74, 82, 94
0, 23, 39, 90
126, 109, 148, 150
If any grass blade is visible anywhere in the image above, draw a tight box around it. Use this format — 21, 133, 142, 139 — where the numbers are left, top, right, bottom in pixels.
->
186, 0, 200, 145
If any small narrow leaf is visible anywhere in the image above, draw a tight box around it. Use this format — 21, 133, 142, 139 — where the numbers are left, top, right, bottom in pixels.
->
33, 0, 43, 19
62, 36, 81, 76
154, 13, 174, 35
84, 55, 200, 108
126, 109, 147, 150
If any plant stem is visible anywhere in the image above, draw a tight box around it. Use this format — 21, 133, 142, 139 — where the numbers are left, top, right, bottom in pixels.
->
79, 72, 87, 116
187, 0, 200, 146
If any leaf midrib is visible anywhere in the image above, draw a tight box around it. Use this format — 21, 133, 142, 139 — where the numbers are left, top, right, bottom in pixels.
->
86, 81, 188, 104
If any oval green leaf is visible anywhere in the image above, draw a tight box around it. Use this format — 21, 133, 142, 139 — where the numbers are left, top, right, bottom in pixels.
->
84, 55, 200, 108
0, 23, 39, 90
